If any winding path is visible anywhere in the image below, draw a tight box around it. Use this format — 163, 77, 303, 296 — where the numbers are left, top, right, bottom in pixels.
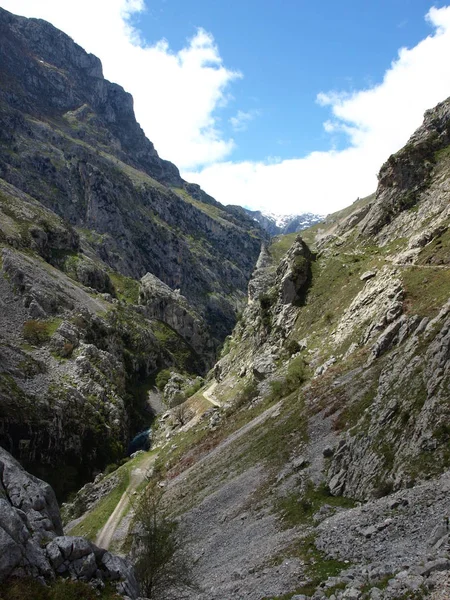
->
95, 453, 156, 550
202, 381, 220, 407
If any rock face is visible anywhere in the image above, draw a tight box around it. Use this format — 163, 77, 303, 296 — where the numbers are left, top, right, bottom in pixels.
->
0, 6, 263, 345
0, 7, 263, 497
147, 96, 450, 599
139, 272, 215, 365
0, 446, 138, 598
359, 96, 450, 237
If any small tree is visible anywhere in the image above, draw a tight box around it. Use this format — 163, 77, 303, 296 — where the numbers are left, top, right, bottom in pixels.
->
172, 404, 193, 427
131, 484, 196, 599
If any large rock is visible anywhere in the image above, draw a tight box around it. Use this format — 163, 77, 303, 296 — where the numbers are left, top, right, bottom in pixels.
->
140, 272, 215, 365
0, 446, 139, 598
276, 236, 312, 305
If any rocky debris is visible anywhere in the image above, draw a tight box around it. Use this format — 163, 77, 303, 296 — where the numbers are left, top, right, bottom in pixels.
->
367, 314, 421, 362
327, 305, 450, 499
252, 352, 276, 379
359, 270, 377, 282
45, 537, 138, 597
0, 446, 139, 597
314, 356, 336, 377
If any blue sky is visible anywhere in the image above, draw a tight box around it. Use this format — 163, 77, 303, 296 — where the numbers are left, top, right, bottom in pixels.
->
133, 0, 447, 161
3, 0, 450, 214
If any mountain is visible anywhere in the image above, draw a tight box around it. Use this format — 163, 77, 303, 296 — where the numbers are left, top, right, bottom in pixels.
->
69, 96, 450, 599
229, 206, 323, 236
1, 6, 450, 600
0, 6, 263, 499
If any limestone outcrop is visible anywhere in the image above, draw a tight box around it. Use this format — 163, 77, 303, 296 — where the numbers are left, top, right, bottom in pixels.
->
0, 446, 139, 598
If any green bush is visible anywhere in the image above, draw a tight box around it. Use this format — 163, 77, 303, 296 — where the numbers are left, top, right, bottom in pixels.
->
22, 320, 50, 345
259, 291, 276, 329
156, 369, 172, 391
104, 462, 119, 476
269, 356, 308, 401
131, 484, 196, 599
183, 378, 203, 399
234, 379, 258, 410
285, 339, 301, 356
0, 578, 121, 600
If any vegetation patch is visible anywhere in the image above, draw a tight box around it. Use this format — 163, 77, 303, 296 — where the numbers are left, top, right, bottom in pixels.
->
0, 578, 121, 600
418, 224, 450, 265
22, 318, 62, 345
265, 534, 348, 599
269, 356, 308, 402
276, 482, 356, 528
270, 233, 298, 263
130, 483, 196, 599
109, 271, 140, 304
401, 266, 450, 317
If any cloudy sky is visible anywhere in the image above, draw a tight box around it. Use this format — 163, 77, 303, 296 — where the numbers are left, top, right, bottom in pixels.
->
2, 0, 450, 215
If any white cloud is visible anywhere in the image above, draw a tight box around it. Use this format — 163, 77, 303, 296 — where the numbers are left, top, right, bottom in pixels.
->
1, 0, 240, 169
229, 109, 260, 132
186, 6, 450, 215
3, 2, 450, 215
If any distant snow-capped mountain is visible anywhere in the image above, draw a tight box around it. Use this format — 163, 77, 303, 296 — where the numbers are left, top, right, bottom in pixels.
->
243, 209, 323, 236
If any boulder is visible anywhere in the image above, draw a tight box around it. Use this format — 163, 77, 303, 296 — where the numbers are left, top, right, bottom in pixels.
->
0, 447, 139, 598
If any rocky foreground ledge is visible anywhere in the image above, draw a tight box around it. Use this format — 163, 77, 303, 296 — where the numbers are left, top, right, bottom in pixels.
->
0, 446, 139, 598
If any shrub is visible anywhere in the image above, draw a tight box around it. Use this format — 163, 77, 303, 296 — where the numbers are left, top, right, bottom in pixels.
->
183, 378, 203, 399
131, 484, 196, 599
259, 290, 276, 329
23, 320, 50, 345
172, 404, 194, 426
285, 339, 301, 356
285, 356, 307, 390
269, 357, 308, 401
155, 369, 171, 391
61, 342, 74, 357
0, 578, 121, 600
234, 379, 258, 410
104, 463, 119, 476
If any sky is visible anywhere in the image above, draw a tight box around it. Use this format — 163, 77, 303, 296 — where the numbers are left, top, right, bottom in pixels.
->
2, 0, 450, 216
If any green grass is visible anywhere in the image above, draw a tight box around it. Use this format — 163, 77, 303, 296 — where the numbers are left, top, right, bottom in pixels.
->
269, 233, 298, 263
276, 482, 356, 528
291, 251, 372, 355
69, 469, 129, 540
417, 223, 450, 266
0, 578, 122, 600
109, 271, 140, 304
69, 452, 150, 540
402, 266, 450, 317
264, 534, 348, 599
171, 187, 232, 225
151, 320, 196, 370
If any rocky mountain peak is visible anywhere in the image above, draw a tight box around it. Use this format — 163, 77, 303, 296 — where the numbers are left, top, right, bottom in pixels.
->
0, 6, 182, 186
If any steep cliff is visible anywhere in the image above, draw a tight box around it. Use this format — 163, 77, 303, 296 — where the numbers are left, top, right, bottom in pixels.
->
94, 96, 450, 600
0, 7, 263, 343
0, 7, 263, 498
